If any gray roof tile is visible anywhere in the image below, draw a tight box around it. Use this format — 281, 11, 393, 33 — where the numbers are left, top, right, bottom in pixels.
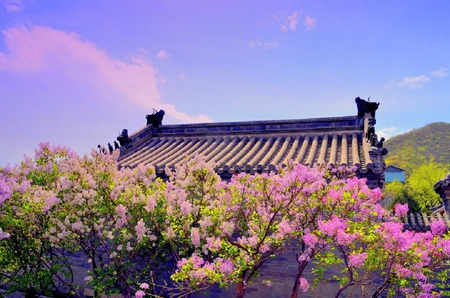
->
117, 115, 386, 185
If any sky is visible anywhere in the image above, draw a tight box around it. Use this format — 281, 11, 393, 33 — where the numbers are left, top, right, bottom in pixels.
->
1, 0, 450, 166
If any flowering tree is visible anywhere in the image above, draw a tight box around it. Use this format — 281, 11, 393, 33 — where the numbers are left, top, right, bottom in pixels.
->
171, 162, 330, 298
1, 144, 450, 298
0, 144, 79, 297
0, 144, 172, 297
289, 168, 450, 298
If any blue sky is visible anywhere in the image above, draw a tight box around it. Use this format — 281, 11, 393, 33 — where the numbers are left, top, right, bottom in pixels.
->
1, 0, 449, 166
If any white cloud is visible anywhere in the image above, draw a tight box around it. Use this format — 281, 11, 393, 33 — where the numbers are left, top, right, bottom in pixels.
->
397, 75, 430, 88
304, 15, 317, 30
2, 0, 24, 12
249, 38, 279, 50
431, 67, 448, 78
155, 50, 169, 59
0, 25, 211, 123
385, 69, 447, 89
376, 126, 406, 140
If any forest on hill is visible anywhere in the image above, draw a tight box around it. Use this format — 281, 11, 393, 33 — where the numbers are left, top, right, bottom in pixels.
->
383, 122, 450, 176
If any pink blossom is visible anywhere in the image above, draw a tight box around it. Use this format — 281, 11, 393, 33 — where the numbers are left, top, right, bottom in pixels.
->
417, 294, 433, 298
71, 221, 83, 231
419, 282, 435, 293
191, 254, 205, 268
302, 232, 318, 247
298, 248, 312, 262
299, 277, 309, 292
180, 201, 193, 216
394, 203, 408, 218
327, 187, 343, 203
43, 192, 59, 212
218, 259, 234, 274
336, 230, 357, 245
135, 290, 145, 298
0, 228, 10, 240
430, 219, 446, 236
348, 252, 368, 268
372, 203, 386, 219
440, 239, 450, 255
394, 265, 413, 278
277, 218, 294, 235
177, 258, 189, 269
189, 268, 207, 280
115, 204, 128, 228
17, 180, 31, 193
144, 196, 156, 212
135, 219, 149, 244
248, 235, 259, 246
191, 228, 201, 248
0, 177, 12, 204
206, 236, 221, 251
318, 216, 347, 236
140, 283, 149, 290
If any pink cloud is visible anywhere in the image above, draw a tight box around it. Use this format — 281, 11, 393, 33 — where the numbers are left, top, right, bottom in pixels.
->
304, 15, 317, 30
288, 11, 300, 30
279, 11, 301, 31
180, 72, 186, 81
155, 50, 169, 59
0, 25, 211, 123
3, 0, 24, 12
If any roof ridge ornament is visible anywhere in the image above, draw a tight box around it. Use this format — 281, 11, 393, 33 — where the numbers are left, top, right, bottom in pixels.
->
355, 96, 379, 119
146, 109, 165, 133
117, 129, 133, 149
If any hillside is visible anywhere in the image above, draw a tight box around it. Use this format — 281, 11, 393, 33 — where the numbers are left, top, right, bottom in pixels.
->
384, 122, 450, 175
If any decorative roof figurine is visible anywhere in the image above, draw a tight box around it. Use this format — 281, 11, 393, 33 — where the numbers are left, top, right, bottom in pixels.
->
108, 143, 114, 154
117, 129, 132, 148
146, 109, 165, 133
355, 96, 379, 118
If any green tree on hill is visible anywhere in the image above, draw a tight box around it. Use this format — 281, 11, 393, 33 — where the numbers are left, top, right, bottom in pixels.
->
384, 122, 450, 176
408, 161, 449, 211
384, 161, 450, 213
384, 180, 420, 213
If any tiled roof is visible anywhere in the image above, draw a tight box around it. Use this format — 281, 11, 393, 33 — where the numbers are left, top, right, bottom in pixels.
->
403, 206, 450, 232
435, 173, 450, 192
117, 115, 386, 186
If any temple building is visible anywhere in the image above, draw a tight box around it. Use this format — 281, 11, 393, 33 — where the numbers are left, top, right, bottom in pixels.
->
117, 98, 387, 189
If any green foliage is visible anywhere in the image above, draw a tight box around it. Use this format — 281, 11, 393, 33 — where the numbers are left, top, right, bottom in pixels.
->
384, 162, 449, 213
408, 161, 449, 211
384, 180, 420, 213
384, 122, 450, 176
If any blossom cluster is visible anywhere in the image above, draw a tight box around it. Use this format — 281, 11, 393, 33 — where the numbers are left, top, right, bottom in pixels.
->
1, 143, 449, 298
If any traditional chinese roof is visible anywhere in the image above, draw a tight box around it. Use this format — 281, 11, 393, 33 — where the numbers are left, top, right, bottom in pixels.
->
403, 206, 450, 232
117, 114, 387, 188
435, 173, 450, 195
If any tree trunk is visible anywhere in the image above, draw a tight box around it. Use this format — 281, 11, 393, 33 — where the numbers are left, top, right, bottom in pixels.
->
290, 277, 301, 298
235, 280, 245, 298
290, 261, 308, 298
